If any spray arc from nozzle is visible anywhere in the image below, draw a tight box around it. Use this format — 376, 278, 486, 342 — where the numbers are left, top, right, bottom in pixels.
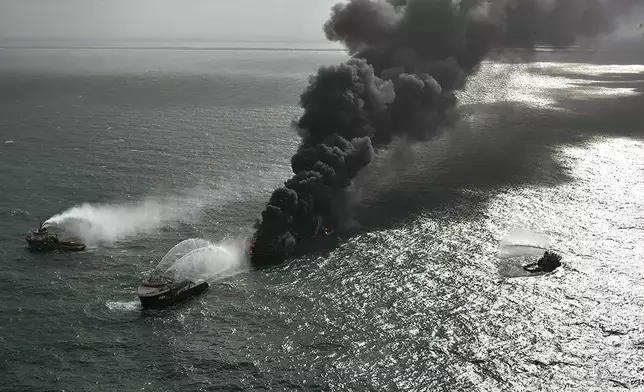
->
152, 238, 250, 283
497, 228, 552, 259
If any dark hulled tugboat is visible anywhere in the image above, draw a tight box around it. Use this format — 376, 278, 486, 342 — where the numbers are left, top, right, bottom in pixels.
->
137, 275, 209, 309
25, 224, 86, 252
523, 251, 562, 273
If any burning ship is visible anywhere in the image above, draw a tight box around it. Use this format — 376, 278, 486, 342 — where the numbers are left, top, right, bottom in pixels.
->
248, 215, 337, 267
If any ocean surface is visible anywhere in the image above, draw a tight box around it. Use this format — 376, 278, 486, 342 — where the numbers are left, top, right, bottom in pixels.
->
1, 47, 643, 391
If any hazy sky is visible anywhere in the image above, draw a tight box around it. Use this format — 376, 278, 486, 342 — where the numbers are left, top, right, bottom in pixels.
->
1, 0, 642, 45
0, 0, 341, 43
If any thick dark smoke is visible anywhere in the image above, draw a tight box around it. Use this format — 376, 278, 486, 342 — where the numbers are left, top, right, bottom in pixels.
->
250, 0, 639, 266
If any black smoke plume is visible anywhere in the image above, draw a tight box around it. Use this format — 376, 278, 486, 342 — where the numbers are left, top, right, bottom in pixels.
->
250, 0, 639, 266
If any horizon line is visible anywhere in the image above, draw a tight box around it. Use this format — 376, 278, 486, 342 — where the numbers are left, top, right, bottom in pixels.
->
0, 45, 346, 52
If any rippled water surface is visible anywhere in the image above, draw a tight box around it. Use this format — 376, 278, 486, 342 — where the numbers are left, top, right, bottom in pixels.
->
1, 48, 643, 391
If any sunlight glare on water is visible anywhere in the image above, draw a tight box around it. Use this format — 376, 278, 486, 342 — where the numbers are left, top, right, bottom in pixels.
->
462, 62, 644, 109
2, 47, 644, 391
219, 137, 644, 390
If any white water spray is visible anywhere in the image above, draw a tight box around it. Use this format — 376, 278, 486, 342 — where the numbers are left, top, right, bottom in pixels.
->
153, 238, 213, 273
157, 238, 250, 282
41, 170, 289, 246
497, 228, 550, 259
41, 187, 238, 245
43, 199, 180, 245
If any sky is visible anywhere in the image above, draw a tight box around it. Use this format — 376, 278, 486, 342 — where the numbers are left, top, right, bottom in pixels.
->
0, 0, 642, 46
0, 0, 342, 44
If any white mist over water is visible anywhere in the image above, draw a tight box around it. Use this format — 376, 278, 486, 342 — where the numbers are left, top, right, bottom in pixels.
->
497, 227, 551, 259
157, 238, 250, 282
41, 184, 251, 245
41, 169, 290, 246
43, 198, 188, 245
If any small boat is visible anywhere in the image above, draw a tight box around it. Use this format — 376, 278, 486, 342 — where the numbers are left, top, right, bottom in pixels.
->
25, 225, 86, 252
523, 251, 562, 273
137, 275, 209, 309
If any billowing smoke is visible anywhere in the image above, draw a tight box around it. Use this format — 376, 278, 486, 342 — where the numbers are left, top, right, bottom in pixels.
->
250, 0, 639, 266
497, 0, 642, 47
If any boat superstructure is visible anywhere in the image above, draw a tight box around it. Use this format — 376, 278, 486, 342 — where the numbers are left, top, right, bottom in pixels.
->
25, 224, 86, 252
137, 275, 209, 308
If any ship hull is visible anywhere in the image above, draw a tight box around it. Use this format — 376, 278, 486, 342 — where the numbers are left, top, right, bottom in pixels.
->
138, 281, 209, 309
250, 232, 340, 268
25, 238, 86, 252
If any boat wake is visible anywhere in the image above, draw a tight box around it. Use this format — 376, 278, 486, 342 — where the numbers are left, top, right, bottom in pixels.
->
154, 238, 250, 283
105, 300, 140, 312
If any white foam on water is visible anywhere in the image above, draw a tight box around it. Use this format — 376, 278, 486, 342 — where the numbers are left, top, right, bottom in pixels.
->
105, 300, 140, 312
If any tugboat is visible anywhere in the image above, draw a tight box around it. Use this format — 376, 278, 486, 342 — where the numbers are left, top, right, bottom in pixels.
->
137, 275, 209, 309
25, 224, 86, 252
523, 251, 562, 273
